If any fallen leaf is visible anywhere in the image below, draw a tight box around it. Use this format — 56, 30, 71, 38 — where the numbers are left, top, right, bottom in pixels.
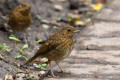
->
92, 3, 103, 11
75, 21, 85, 26
9, 34, 21, 42
5, 74, 13, 80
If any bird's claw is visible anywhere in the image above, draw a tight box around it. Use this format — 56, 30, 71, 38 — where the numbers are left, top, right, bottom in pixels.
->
58, 70, 71, 74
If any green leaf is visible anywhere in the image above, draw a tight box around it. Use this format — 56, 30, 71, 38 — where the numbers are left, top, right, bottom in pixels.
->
34, 63, 47, 70
15, 55, 22, 59
35, 64, 41, 68
56, 17, 62, 21
20, 44, 28, 55
22, 44, 28, 50
9, 34, 21, 42
0, 44, 5, 50
28, 78, 37, 80
41, 66, 47, 70
15, 55, 28, 60
71, 17, 81, 21
15, 44, 29, 60
53, 26, 59, 29
5, 48, 11, 52
41, 63, 47, 67
35, 40, 43, 44
0, 54, 4, 59
36, 15, 41, 20
23, 56, 28, 60
19, 49, 23, 55
0, 43, 11, 52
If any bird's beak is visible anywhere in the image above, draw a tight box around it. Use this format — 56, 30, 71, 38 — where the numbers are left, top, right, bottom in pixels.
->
74, 30, 80, 33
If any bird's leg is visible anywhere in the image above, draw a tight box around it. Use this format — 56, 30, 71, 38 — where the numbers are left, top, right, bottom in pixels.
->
48, 60, 57, 77
50, 68, 56, 77
55, 61, 64, 73
55, 61, 71, 74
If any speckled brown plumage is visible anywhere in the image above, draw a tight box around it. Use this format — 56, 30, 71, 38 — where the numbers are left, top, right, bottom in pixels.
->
8, 2, 32, 31
24, 25, 79, 76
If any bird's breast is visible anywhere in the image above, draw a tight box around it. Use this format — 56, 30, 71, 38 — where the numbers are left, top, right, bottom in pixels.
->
55, 38, 74, 60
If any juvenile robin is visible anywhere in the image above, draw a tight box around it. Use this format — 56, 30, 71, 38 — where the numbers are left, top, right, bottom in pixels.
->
6, 2, 32, 43
24, 25, 79, 76
8, 2, 32, 31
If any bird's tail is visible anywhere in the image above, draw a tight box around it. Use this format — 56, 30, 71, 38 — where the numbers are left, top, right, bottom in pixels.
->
24, 54, 38, 65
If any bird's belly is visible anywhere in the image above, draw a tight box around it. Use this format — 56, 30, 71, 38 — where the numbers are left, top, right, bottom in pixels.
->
43, 39, 74, 61
45, 48, 73, 61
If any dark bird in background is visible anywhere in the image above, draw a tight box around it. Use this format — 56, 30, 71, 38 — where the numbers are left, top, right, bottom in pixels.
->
24, 25, 79, 77
8, 2, 32, 31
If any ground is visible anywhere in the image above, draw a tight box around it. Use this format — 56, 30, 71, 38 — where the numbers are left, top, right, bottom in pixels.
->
0, 0, 119, 80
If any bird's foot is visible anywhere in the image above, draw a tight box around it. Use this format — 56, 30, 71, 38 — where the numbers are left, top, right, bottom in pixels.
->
48, 74, 58, 78
58, 70, 71, 74
48, 69, 58, 78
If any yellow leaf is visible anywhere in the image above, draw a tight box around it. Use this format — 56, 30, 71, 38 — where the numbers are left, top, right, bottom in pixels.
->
93, 3, 103, 11
75, 21, 84, 26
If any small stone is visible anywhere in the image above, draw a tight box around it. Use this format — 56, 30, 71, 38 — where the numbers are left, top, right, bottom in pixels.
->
5, 74, 13, 80
41, 58, 48, 62
42, 24, 50, 29
54, 5, 63, 11
39, 71, 46, 75
16, 73, 25, 78
16, 77, 24, 80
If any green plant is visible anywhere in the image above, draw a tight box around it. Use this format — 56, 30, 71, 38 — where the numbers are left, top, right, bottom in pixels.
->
0, 43, 11, 52
15, 44, 28, 60
28, 78, 37, 80
36, 15, 42, 20
9, 34, 21, 42
34, 63, 47, 70
35, 40, 43, 44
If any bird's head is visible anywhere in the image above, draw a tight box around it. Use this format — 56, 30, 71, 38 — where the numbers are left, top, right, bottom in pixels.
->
19, 2, 31, 15
58, 25, 80, 38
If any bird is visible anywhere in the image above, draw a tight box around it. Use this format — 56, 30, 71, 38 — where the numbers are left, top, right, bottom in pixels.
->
24, 25, 79, 77
8, 2, 32, 31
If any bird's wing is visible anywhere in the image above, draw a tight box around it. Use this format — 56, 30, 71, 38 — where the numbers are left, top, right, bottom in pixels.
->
8, 11, 18, 25
24, 40, 58, 65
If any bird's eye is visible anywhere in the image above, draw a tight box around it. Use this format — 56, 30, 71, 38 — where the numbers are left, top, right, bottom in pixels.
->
67, 29, 71, 32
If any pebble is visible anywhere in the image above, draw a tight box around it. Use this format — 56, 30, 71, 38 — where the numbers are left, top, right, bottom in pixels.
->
5, 74, 13, 80
39, 71, 46, 75
42, 24, 50, 29
54, 5, 63, 11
